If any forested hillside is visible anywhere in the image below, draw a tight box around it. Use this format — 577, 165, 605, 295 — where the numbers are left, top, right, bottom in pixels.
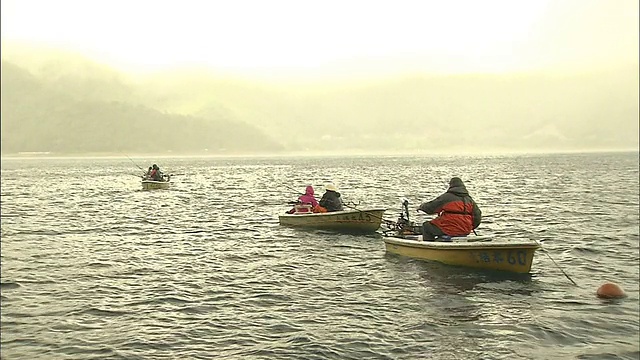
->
0, 60, 283, 154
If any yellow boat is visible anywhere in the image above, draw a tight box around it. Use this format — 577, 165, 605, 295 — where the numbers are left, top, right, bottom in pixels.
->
383, 234, 540, 273
279, 208, 386, 233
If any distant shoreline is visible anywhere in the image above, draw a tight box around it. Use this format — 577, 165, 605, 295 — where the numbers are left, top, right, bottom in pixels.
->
1, 148, 637, 160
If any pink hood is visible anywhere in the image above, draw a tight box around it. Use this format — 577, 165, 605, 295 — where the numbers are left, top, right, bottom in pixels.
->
298, 186, 318, 207
305, 186, 314, 196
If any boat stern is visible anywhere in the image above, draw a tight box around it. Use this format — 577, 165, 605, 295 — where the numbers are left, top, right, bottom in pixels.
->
384, 237, 540, 273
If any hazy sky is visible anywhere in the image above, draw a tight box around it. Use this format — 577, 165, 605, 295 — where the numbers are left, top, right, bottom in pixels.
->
1, 0, 638, 76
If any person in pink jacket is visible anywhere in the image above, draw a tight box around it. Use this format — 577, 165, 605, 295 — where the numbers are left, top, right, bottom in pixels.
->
298, 185, 319, 207
286, 185, 320, 214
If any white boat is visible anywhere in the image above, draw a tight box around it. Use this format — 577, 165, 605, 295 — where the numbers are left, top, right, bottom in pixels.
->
141, 175, 171, 190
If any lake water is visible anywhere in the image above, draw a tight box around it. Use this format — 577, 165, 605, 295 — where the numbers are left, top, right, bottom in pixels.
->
1, 152, 639, 359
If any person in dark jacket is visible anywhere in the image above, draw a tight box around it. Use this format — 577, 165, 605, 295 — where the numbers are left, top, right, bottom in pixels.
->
319, 183, 344, 212
417, 177, 482, 240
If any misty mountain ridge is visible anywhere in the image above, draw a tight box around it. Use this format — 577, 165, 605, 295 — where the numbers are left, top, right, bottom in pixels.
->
132, 64, 640, 153
1, 46, 638, 155
1, 60, 283, 154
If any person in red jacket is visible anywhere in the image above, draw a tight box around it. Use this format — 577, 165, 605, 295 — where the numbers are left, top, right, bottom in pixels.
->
417, 177, 482, 241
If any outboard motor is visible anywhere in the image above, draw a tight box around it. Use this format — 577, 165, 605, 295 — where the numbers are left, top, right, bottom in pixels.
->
383, 198, 420, 236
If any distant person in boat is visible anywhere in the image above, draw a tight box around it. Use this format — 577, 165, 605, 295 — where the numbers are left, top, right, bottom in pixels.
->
417, 177, 482, 241
144, 166, 153, 179
286, 185, 325, 214
149, 164, 164, 181
319, 183, 344, 212
148, 164, 158, 180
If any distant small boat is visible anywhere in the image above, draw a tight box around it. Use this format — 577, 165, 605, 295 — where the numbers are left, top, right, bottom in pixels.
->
279, 207, 386, 233
141, 175, 171, 190
383, 234, 540, 274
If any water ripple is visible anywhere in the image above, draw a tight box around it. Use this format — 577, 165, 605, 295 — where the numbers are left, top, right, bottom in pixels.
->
1, 153, 638, 359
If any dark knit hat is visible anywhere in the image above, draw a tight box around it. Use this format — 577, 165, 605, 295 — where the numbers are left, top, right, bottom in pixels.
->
449, 177, 464, 187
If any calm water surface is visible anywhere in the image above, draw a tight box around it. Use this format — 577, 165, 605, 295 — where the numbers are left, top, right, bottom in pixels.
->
1, 152, 639, 359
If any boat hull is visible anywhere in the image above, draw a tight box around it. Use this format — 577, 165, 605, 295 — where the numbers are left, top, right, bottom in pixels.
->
142, 180, 170, 190
279, 208, 386, 233
384, 236, 540, 273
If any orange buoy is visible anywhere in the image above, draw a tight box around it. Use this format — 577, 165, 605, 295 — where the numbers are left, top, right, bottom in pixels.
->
596, 282, 626, 299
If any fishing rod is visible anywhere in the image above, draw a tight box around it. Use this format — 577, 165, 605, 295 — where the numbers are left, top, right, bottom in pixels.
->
535, 240, 578, 286
125, 154, 145, 173
283, 183, 304, 195
282, 184, 317, 206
